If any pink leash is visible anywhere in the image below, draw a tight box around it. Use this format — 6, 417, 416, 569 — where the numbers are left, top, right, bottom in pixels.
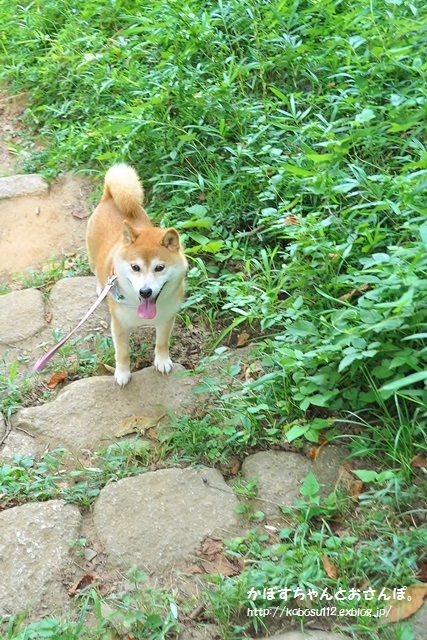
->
33, 275, 117, 372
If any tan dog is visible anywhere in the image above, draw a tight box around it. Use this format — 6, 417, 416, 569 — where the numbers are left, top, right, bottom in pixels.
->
86, 164, 188, 386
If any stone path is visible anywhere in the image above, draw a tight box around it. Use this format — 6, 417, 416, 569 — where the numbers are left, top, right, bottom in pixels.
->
0, 173, 90, 275
0, 274, 356, 639
1, 174, 421, 638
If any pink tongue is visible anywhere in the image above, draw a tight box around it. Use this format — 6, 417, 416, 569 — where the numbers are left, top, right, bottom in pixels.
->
137, 299, 157, 319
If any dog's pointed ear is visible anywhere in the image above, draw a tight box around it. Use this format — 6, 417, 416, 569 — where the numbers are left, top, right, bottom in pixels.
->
161, 228, 180, 251
123, 221, 138, 244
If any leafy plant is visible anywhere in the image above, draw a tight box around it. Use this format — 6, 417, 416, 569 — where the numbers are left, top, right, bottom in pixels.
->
13, 253, 91, 292
0, 442, 152, 508
206, 471, 425, 639
0, 357, 32, 419
2, 572, 180, 639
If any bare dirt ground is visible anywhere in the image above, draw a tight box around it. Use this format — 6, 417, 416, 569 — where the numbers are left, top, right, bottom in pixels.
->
0, 89, 93, 277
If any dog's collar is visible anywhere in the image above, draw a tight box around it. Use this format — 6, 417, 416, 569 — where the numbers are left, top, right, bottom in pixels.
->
108, 265, 135, 307
109, 281, 137, 308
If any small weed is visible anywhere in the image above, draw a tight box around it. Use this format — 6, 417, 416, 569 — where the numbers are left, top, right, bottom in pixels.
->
206, 472, 425, 639
0, 442, 153, 509
0, 357, 32, 419
12, 253, 91, 292
2, 572, 180, 639
47, 332, 115, 380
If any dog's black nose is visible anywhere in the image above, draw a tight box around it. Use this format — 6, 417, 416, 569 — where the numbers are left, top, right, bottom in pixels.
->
139, 287, 152, 299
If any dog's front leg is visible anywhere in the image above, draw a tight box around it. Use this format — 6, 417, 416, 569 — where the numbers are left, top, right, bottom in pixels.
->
111, 316, 132, 386
154, 317, 175, 374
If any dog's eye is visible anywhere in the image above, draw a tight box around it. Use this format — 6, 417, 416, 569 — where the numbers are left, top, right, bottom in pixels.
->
131, 264, 141, 272
154, 264, 165, 272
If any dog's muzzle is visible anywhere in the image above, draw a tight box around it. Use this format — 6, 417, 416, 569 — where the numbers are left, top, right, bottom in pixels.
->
139, 287, 152, 299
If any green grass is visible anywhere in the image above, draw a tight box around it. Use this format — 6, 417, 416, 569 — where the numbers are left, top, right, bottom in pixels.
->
0, 0, 426, 638
3, 253, 92, 294
3, 570, 180, 640
0, 443, 153, 508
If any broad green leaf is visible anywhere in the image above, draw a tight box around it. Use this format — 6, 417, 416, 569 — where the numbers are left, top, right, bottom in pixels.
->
300, 472, 320, 498
177, 218, 213, 229
305, 394, 328, 407
186, 240, 223, 254
170, 601, 179, 620
269, 85, 288, 101
285, 423, 309, 442
305, 152, 334, 162
352, 470, 379, 483
354, 108, 375, 124
282, 163, 314, 177
185, 204, 208, 216
380, 371, 427, 394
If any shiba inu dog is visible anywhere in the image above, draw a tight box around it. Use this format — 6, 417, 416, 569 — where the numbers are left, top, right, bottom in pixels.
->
86, 164, 188, 386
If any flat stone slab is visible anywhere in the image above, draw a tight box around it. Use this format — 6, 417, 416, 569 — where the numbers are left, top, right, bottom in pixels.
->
0, 174, 48, 199
0, 288, 45, 345
93, 467, 240, 572
242, 447, 348, 519
12, 365, 196, 452
0, 427, 44, 463
0, 500, 81, 616
412, 600, 427, 639
48, 276, 110, 334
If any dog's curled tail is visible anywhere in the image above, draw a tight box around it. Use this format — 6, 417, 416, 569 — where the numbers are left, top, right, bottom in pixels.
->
102, 163, 144, 218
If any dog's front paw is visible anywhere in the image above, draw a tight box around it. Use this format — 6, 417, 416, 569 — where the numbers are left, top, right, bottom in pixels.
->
115, 368, 132, 387
154, 355, 173, 374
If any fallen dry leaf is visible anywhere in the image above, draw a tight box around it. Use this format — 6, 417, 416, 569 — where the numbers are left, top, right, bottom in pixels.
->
410, 453, 427, 468
0, 499, 20, 511
188, 603, 205, 620
200, 555, 242, 577
45, 311, 52, 324
198, 536, 224, 560
307, 446, 322, 460
196, 536, 244, 577
322, 554, 339, 579
241, 364, 254, 382
350, 480, 364, 500
46, 371, 68, 389
68, 573, 97, 597
339, 283, 371, 302
185, 564, 204, 575
327, 517, 343, 533
282, 214, 299, 226
385, 585, 427, 623
102, 363, 115, 374
236, 331, 250, 347
240, 360, 263, 382
115, 413, 166, 438
334, 528, 352, 538
336, 464, 354, 492
417, 559, 427, 582
229, 459, 242, 475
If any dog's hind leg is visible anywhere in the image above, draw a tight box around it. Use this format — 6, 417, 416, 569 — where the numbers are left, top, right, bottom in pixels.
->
111, 316, 132, 386
154, 317, 175, 374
